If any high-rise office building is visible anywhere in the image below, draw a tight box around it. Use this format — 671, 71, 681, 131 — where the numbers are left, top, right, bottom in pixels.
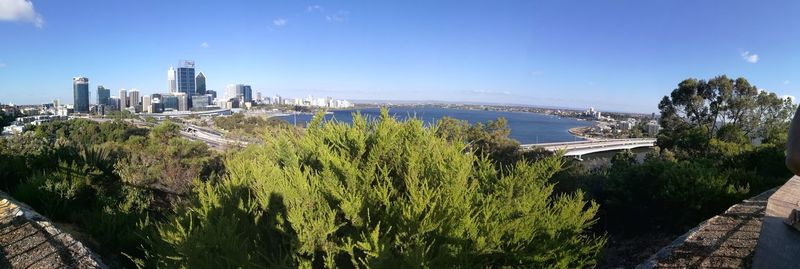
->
168, 67, 176, 93
255, 91, 262, 102
97, 85, 110, 106
142, 96, 152, 114
225, 84, 240, 100
195, 72, 206, 95
206, 90, 217, 100
109, 97, 120, 111
176, 60, 196, 95
119, 89, 128, 108
242, 85, 252, 102
129, 89, 140, 107
73, 77, 90, 113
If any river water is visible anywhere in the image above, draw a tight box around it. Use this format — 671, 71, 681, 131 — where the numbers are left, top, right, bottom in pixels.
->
278, 107, 592, 144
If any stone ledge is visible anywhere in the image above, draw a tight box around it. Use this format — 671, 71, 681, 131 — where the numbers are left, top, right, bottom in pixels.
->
0, 191, 106, 269
752, 176, 800, 269
637, 188, 776, 269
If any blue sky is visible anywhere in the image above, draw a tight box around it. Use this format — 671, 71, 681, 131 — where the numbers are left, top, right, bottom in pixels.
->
0, 0, 798, 113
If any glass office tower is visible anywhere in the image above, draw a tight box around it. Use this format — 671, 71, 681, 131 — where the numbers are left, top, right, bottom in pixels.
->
176, 60, 196, 95
97, 85, 110, 106
73, 77, 90, 113
195, 72, 206, 95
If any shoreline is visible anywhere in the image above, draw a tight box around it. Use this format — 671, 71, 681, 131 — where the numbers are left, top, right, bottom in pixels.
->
261, 107, 599, 143
568, 125, 598, 141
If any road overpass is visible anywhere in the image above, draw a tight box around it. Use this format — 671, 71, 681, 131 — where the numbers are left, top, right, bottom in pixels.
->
82, 117, 247, 151
521, 138, 657, 160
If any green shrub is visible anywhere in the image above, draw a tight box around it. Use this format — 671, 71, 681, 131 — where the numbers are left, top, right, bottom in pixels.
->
603, 157, 748, 234
147, 109, 605, 268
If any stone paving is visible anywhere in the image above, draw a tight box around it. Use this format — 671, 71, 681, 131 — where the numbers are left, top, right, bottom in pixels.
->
638, 189, 776, 269
0, 192, 105, 269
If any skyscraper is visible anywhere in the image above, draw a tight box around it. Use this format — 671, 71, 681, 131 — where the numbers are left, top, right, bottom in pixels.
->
73, 77, 89, 113
129, 89, 140, 107
119, 89, 128, 108
242, 85, 252, 102
97, 85, 110, 106
168, 67, 176, 93
225, 84, 240, 100
176, 60, 196, 95
195, 72, 206, 95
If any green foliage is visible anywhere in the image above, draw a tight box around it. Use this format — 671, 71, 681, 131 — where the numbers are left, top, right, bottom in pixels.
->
435, 116, 522, 164
213, 113, 296, 140
0, 118, 220, 267
150, 120, 182, 142
116, 133, 218, 198
603, 157, 748, 234
148, 109, 605, 268
657, 75, 796, 153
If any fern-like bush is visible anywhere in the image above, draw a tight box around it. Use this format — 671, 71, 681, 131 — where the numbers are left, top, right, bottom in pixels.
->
147, 109, 605, 268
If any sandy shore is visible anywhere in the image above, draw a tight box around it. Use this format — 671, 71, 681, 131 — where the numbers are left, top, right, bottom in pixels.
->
569, 126, 597, 141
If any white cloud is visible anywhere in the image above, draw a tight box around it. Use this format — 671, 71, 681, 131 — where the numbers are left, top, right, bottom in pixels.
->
200, 42, 209, 48
0, 0, 44, 28
740, 51, 759, 63
273, 18, 287, 27
307, 5, 323, 12
470, 89, 511, 95
326, 10, 349, 22
784, 80, 790, 85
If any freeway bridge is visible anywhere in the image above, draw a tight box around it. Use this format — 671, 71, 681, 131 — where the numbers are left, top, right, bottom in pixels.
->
521, 138, 657, 160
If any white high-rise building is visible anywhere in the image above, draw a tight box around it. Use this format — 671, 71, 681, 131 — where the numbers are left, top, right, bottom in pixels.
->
142, 96, 152, 113
119, 89, 128, 108
225, 84, 237, 100
167, 67, 176, 93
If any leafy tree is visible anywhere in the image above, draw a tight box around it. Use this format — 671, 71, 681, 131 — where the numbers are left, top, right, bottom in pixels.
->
435, 116, 521, 164
150, 120, 182, 142
657, 75, 795, 154
147, 109, 605, 268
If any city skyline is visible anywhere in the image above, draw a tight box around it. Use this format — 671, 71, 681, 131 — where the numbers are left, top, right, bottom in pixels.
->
1, 0, 800, 113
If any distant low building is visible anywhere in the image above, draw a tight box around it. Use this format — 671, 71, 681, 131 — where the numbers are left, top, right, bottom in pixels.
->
162, 95, 179, 111
176, 93, 189, 111
647, 120, 661, 136
191, 95, 212, 110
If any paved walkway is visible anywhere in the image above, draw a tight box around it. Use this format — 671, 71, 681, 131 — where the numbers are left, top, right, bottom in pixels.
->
752, 176, 800, 268
0, 192, 105, 269
638, 189, 776, 269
